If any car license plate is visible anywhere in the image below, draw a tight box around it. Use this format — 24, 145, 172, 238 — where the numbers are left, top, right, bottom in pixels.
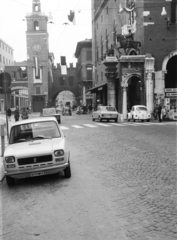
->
30, 172, 44, 177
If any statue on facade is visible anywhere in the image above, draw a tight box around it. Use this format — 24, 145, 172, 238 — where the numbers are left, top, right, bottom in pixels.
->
116, 32, 141, 55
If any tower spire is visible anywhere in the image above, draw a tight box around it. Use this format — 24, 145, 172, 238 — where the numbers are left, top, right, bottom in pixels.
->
32, 0, 41, 13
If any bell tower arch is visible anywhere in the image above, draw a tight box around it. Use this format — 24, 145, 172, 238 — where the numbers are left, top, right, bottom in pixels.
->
26, 0, 49, 112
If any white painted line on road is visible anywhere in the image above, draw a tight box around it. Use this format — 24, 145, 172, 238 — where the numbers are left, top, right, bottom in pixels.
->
108, 123, 126, 127
83, 124, 98, 128
60, 126, 69, 130
95, 123, 112, 127
122, 123, 139, 126
71, 125, 83, 129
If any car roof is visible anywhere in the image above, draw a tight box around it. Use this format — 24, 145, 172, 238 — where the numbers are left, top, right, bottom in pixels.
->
11, 116, 57, 127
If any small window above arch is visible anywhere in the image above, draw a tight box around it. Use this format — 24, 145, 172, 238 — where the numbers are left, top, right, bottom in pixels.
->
34, 21, 39, 31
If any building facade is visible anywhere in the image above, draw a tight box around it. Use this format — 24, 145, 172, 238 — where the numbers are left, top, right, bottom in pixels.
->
0, 38, 14, 112
26, 0, 53, 112
0, 38, 14, 71
75, 39, 93, 106
91, 0, 177, 119
51, 63, 80, 107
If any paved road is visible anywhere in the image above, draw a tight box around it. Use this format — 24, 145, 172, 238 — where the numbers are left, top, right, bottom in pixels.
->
0, 113, 177, 240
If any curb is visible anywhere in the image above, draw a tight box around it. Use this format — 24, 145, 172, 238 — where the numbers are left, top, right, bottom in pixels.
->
0, 156, 5, 184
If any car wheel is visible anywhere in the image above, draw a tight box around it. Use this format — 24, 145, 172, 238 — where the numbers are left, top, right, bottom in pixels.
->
98, 116, 102, 122
128, 118, 130, 122
132, 116, 135, 122
92, 118, 95, 121
64, 161, 71, 178
141, 120, 144, 122
115, 118, 118, 122
147, 119, 150, 122
107, 119, 109, 122
6, 176, 15, 186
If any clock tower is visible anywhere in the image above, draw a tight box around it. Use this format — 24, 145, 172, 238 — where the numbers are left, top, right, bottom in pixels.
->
26, 0, 49, 112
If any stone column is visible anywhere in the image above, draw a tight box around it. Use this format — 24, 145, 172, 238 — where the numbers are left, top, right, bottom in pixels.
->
83, 85, 86, 105
107, 80, 116, 107
145, 56, 155, 113
121, 75, 128, 120
103, 56, 118, 107
122, 87, 128, 119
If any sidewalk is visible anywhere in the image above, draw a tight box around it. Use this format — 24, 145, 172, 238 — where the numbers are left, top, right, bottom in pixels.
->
0, 117, 15, 183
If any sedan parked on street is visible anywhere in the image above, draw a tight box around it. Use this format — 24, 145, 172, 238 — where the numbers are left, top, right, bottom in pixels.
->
3, 117, 71, 186
92, 106, 119, 122
127, 105, 151, 122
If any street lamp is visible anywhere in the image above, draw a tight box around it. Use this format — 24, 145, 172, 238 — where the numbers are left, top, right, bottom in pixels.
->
0, 67, 9, 141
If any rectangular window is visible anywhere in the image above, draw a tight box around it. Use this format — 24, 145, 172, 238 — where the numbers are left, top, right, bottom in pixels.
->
3, 56, 5, 64
86, 50, 92, 60
36, 86, 41, 94
171, 0, 177, 23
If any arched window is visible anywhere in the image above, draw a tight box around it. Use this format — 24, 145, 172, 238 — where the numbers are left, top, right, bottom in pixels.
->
34, 21, 39, 31
35, 5, 39, 11
60, 77, 65, 86
68, 77, 74, 86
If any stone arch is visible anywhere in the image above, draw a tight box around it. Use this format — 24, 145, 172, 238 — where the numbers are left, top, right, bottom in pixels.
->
162, 50, 177, 72
127, 73, 142, 109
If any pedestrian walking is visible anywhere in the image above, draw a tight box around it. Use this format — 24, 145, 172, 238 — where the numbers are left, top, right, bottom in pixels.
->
157, 104, 162, 122
14, 106, 20, 122
6, 108, 12, 121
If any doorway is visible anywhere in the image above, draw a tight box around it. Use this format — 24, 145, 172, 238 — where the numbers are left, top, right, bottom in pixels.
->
127, 76, 141, 109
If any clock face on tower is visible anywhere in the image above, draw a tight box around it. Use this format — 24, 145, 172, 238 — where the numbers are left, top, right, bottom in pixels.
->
32, 43, 42, 53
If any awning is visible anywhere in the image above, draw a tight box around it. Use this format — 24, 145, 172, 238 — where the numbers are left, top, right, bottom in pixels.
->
9, 81, 28, 91
86, 82, 107, 94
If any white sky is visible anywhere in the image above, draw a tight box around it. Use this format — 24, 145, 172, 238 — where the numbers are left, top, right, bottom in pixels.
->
0, 0, 92, 66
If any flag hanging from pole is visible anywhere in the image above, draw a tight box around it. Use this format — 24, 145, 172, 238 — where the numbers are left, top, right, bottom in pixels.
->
60, 56, 67, 75
34, 56, 39, 78
68, 10, 76, 25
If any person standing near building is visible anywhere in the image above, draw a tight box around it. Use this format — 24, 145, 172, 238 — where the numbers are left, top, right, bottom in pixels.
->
14, 106, 20, 122
6, 108, 12, 121
157, 104, 162, 122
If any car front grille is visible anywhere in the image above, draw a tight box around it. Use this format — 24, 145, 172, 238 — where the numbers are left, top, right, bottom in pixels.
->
17, 155, 53, 166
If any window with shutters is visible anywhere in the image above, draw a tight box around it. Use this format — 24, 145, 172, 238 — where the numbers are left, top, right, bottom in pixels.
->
86, 65, 92, 80
86, 50, 92, 60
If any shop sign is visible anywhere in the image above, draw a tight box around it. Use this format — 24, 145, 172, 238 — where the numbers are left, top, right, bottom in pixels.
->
98, 87, 103, 91
86, 94, 93, 99
165, 88, 177, 92
165, 92, 177, 97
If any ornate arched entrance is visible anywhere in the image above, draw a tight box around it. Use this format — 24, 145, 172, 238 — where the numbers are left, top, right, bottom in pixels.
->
162, 51, 177, 117
127, 75, 141, 109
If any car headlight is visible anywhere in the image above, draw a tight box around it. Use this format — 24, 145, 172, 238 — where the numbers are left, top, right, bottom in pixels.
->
5, 156, 15, 163
54, 150, 64, 157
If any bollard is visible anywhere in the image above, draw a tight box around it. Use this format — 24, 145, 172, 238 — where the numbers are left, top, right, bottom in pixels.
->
0, 124, 5, 156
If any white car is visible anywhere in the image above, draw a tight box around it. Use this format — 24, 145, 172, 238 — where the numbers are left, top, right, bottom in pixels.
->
127, 105, 151, 122
3, 117, 71, 186
92, 106, 119, 122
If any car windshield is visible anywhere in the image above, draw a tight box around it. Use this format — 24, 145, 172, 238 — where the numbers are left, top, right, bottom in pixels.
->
9, 121, 61, 144
101, 106, 116, 111
136, 107, 147, 111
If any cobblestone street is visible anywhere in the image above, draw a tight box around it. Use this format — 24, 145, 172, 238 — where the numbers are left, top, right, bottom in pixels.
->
0, 113, 177, 240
